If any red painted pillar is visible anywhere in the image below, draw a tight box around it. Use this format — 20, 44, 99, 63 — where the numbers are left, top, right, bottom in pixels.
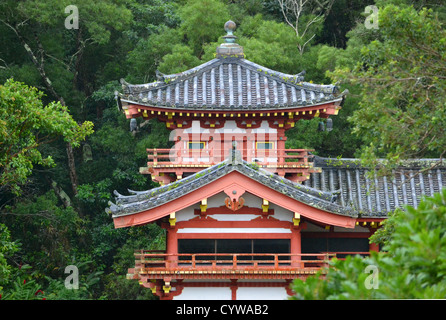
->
166, 227, 178, 268
369, 242, 379, 253
230, 279, 237, 300
369, 226, 380, 253
290, 227, 301, 267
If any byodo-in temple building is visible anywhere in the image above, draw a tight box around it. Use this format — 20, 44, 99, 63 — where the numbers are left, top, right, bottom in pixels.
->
107, 21, 446, 300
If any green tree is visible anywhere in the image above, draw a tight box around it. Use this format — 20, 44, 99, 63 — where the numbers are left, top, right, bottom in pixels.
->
0, 79, 93, 195
179, 0, 230, 57
0, 0, 174, 300
0, 223, 19, 292
277, 0, 334, 55
158, 44, 201, 74
126, 26, 183, 82
0, 0, 135, 199
331, 4, 446, 171
241, 17, 299, 72
0, 191, 86, 276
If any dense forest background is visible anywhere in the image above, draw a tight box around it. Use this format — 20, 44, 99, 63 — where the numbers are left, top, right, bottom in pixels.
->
0, 0, 445, 299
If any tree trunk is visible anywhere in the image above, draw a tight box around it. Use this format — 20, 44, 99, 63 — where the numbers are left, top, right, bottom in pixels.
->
66, 142, 78, 196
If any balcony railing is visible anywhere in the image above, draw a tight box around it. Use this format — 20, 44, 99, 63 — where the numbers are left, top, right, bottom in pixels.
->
146, 148, 313, 167
127, 251, 372, 283
133, 251, 335, 274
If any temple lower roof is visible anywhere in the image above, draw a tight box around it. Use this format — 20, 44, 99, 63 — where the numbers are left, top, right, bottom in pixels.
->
306, 156, 446, 216
106, 152, 446, 220
107, 149, 355, 219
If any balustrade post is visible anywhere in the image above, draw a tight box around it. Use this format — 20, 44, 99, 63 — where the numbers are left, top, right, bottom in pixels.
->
303, 150, 308, 166
176, 147, 182, 164
153, 148, 158, 166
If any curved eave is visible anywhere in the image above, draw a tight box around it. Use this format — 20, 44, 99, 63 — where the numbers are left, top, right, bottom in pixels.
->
111, 171, 357, 229
119, 97, 343, 115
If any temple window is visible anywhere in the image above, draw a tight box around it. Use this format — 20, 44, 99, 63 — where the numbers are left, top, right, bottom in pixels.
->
178, 239, 290, 262
256, 141, 274, 150
188, 141, 206, 149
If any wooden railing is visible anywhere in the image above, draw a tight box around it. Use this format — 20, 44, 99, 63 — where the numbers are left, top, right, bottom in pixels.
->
146, 148, 313, 167
134, 251, 335, 271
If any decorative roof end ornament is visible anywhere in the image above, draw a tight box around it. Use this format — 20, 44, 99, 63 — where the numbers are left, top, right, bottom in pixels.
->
223, 20, 237, 43
216, 20, 244, 59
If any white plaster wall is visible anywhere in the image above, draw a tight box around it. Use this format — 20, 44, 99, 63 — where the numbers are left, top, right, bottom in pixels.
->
183, 157, 210, 162
207, 192, 229, 208
218, 120, 239, 132
181, 120, 277, 135
235, 192, 261, 208
183, 120, 210, 134
252, 120, 277, 134
175, 205, 198, 222
177, 228, 291, 234
269, 203, 293, 222
173, 287, 232, 300
172, 282, 290, 300
236, 287, 289, 300
211, 214, 259, 221
175, 191, 294, 224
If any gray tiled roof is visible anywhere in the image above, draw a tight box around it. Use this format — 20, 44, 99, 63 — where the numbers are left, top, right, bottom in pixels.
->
106, 154, 446, 220
118, 57, 346, 110
305, 157, 446, 217
106, 150, 356, 219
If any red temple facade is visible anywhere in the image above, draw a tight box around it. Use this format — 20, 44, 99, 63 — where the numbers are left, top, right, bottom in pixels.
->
107, 21, 446, 300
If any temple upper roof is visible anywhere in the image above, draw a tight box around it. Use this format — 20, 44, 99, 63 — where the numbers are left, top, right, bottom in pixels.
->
117, 21, 347, 112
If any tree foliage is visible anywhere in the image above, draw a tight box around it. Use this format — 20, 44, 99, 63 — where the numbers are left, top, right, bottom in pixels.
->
331, 4, 446, 169
0, 79, 93, 194
277, 0, 334, 55
179, 0, 230, 56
